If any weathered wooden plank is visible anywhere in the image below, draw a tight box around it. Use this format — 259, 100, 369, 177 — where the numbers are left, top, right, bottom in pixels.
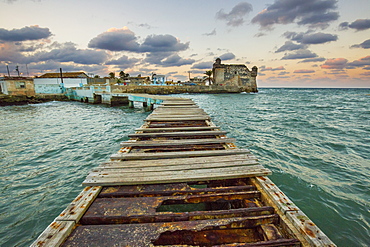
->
102, 153, 257, 168
150, 112, 208, 116
93, 159, 259, 173
148, 114, 209, 118
128, 130, 227, 138
56, 186, 101, 222
121, 138, 236, 147
250, 176, 299, 213
286, 210, 336, 246
30, 220, 75, 247
83, 165, 271, 186
134, 126, 221, 132
111, 149, 249, 160
145, 116, 211, 121
161, 102, 196, 105
156, 105, 199, 109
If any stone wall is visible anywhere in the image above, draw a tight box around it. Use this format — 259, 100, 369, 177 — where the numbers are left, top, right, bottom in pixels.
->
110, 85, 255, 94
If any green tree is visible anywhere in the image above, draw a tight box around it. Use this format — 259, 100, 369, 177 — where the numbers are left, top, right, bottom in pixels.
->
119, 71, 125, 80
205, 70, 213, 85
109, 72, 115, 79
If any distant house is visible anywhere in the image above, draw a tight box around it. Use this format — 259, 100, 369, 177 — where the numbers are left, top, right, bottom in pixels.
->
0, 77, 35, 96
152, 74, 166, 85
34, 72, 88, 94
128, 76, 151, 85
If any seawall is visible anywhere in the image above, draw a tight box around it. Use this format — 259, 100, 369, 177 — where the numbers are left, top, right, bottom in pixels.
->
0, 94, 69, 106
110, 85, 257, 94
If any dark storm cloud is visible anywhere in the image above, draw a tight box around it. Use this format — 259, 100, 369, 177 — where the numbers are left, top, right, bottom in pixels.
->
0, 26, 52, 42
140, 34, 189, 52
88, 28, 140, 51
284, 31, 338, 44
351, 39, 370, 49
34, 42, 108, 65
281, 49, 318, 60
191, 61, 214, 70
339, 19, 370, 31
219, 52, 235, 60
105, 55, 140, 68
252, 0, 339, 29
216, 2, 253, 27
275, 41, 306, 53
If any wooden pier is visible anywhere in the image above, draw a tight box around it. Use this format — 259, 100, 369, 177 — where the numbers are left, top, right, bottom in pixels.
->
32, 97, 336, 247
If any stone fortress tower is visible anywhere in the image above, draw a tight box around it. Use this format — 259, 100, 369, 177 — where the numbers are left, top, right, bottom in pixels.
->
212, 58, 258, 92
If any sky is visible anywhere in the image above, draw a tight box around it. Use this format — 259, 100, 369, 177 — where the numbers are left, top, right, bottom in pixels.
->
1, 0, 370, 88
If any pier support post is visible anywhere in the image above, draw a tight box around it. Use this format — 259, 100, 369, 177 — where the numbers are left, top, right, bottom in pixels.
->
143, 102, 148, 107
128, 101, 134, 108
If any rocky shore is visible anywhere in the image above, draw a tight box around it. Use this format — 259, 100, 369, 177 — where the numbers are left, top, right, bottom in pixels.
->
0, 94, 69, 106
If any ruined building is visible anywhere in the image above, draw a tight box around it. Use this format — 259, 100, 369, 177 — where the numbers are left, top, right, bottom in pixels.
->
212, 58, 258, 92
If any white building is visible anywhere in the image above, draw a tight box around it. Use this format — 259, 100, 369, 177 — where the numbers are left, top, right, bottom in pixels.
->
34, 72, 89, 94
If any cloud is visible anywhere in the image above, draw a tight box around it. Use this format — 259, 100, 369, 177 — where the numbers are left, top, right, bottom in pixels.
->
282, 49, 318, 60
284, 31, 338, 44
216, 2, 253, 27
321, 58, 348, 69
203, 29, 216, 36
140, 34, 189, 52
260, 66, 286, 71
105, 55, 140, 68
347, 56, 370, 67
144, 52, 194, 67
219, 52, 235, 60
160, 54, 195, 67
252, 0, 339, 29
339, 19, 370, 31
275, 41, 306, 53
191, 61, 213, 69
0, 25, 52, 42
299, 57, 326, 63
294, 69, 315, 73
351, 39, 370, 49
34, 42, 108, 65
88, 27, 140, 51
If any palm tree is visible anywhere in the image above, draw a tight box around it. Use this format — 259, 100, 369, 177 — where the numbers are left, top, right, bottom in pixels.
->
205, 70, 212, 85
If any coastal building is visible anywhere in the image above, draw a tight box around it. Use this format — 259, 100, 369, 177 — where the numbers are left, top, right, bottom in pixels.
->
128, 76, 151, 85
212, 58, 258, 92
34, 72, 89, 94
0, 77, 35, 96
152, 74, 166, 85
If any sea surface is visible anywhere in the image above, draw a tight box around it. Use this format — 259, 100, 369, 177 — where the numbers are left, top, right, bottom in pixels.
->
0, 88, 369, 246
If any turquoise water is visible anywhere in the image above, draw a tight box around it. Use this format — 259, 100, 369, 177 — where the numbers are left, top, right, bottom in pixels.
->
0, 88, 369, 246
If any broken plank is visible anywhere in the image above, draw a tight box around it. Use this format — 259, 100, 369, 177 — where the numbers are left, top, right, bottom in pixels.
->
121, 138, 236, 147
111, 149, 250, 160
128, 130, 227, 138
83, 165, 271, 186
